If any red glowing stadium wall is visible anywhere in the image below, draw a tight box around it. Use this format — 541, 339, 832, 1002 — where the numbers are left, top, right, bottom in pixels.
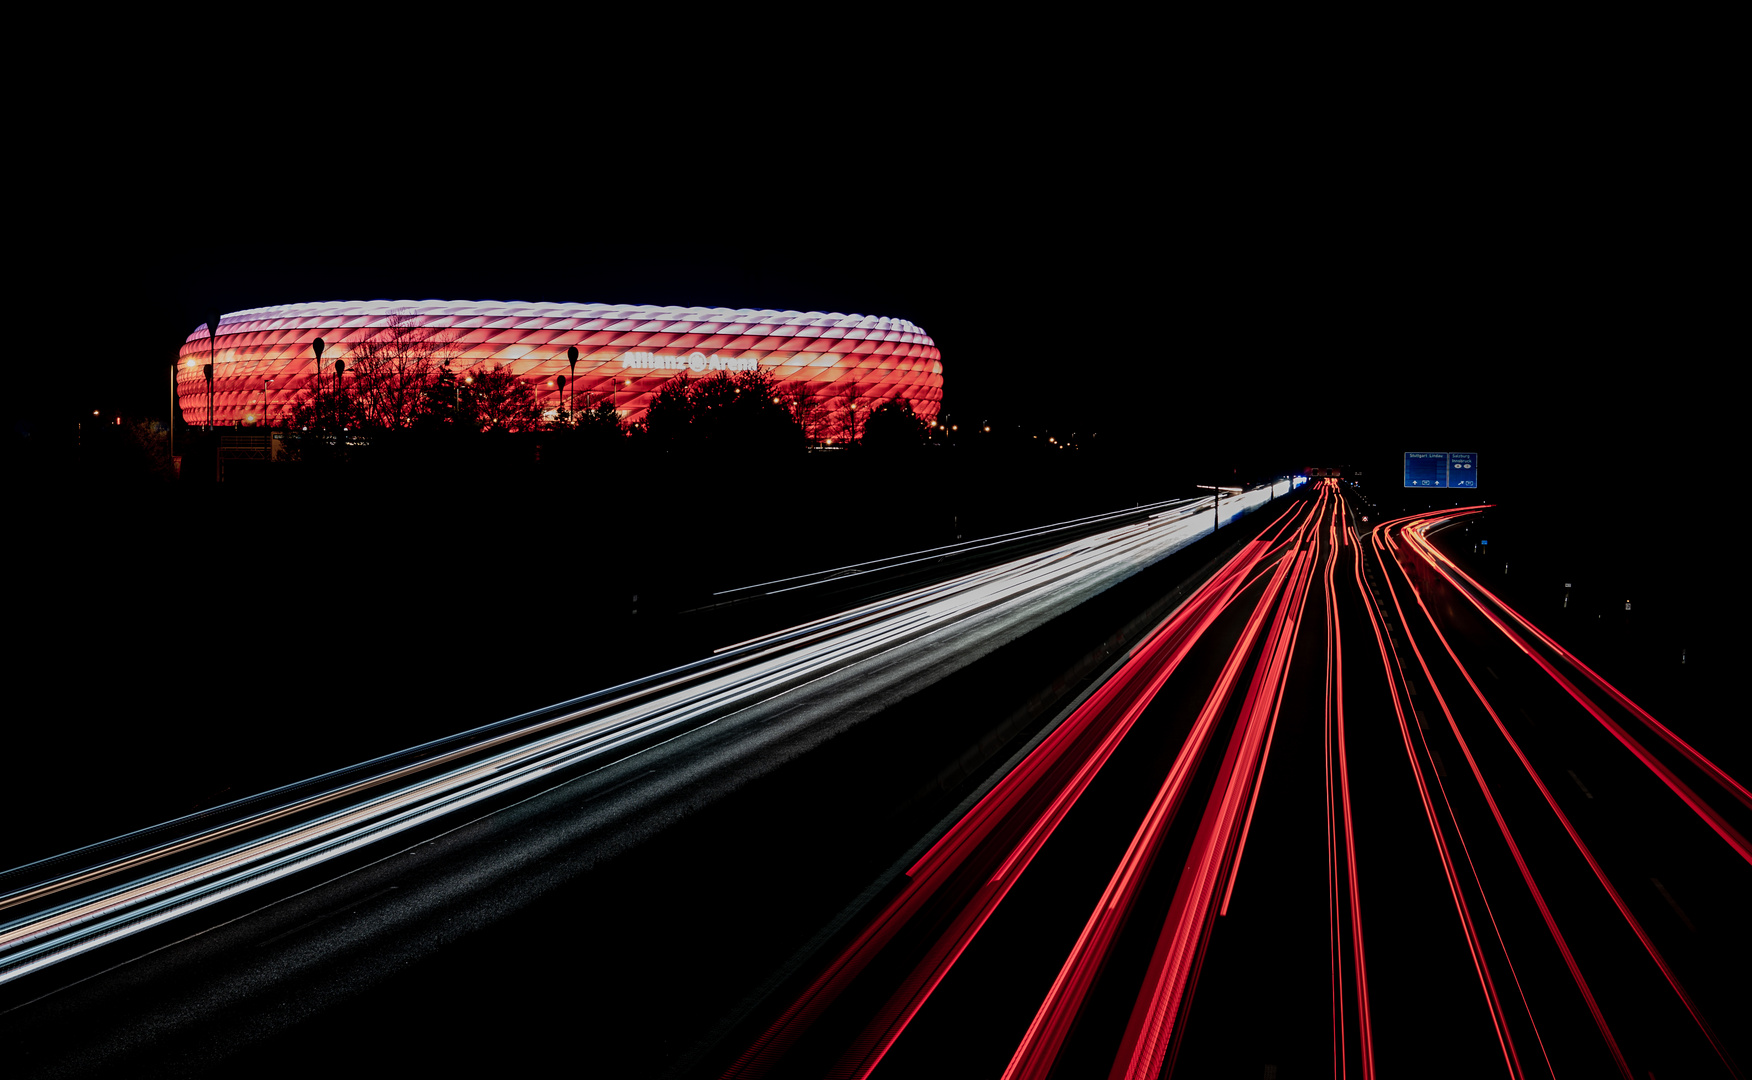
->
175, 300, 943, 434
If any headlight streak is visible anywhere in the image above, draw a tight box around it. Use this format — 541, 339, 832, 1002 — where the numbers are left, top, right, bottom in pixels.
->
1390, 512, 1742, 1078
10, 509, 1209, 925
721, 494, 1303, 1080
714, 498, 1206, 602
1, 495, 1266, 989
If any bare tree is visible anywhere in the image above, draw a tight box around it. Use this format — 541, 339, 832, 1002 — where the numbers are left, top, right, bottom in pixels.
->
777, 380, 824, 443
344, 312, 463, 431
831, 380, 868, 445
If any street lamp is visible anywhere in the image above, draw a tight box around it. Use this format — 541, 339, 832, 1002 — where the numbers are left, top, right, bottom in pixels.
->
567, 345, 578, 424
207, 313, 219, 431
312, 338, 325, 428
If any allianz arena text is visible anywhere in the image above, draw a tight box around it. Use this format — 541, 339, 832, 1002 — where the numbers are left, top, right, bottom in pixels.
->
175, 300, 943, 431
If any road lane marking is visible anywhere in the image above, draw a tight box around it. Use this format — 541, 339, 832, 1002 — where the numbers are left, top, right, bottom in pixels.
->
256, 885, 398, 948
1567, 770, 1595, 799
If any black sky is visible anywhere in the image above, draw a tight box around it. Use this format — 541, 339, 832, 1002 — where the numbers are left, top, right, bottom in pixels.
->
13, 23, 1731, 492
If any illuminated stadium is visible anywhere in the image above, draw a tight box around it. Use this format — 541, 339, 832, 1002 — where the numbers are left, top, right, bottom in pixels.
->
175, 300, 943, 431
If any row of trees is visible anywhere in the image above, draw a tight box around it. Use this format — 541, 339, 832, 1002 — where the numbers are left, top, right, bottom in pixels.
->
283, 312, 928, 450
288, 314, 547, 435
641, 368, 928, 452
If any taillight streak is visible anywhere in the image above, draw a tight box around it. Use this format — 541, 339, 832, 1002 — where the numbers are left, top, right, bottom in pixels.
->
724, 501, 1308, 1080
1408, 526, 1749, 813
1394, 517, 1743, 1078
1110, 523, 1319, 1079
1002, 494, 1325, 1080
1382, 516, 1630, 1076
1361, 527, 1528, 1078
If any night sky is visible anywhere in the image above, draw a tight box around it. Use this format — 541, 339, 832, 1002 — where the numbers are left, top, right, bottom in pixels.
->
15, 30, 1728, 499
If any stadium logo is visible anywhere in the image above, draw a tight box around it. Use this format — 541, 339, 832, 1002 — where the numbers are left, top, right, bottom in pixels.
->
619, 351, 764, 373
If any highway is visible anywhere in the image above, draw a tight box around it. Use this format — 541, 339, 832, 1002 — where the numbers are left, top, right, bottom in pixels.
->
8, 477, 1740, 1079
713, 480, 1746, 1079
0, 487, 1281, 1078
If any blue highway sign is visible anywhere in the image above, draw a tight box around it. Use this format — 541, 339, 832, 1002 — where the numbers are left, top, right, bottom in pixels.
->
1404, 452, 1480, 488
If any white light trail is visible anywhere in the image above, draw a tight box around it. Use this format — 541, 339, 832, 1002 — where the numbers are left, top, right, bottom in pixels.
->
0, 486, 1283, 985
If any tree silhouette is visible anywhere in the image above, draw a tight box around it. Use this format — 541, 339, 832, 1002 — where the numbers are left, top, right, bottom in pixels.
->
778, 380, 824, 443
725, 367, 803, 453
287, 375, 363, 433
831, 381, 868, 445
576, 397, 624, 451
460, 364, 541, 432
636, 368, 801, 453
344, 312, 462, 430
642, 372, 695, 447
862, 398, 926, 452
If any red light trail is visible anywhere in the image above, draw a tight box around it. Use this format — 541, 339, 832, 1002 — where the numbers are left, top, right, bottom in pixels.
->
720, 480, 1745, 1079
723, 501, 1305, 1080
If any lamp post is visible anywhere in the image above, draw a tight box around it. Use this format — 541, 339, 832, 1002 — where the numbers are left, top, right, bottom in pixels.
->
311, 338, 325, 427
206, 318, 215, 432
263, 374, 275, 457
567, 345, 578, 425
1196, 483, 1243, 532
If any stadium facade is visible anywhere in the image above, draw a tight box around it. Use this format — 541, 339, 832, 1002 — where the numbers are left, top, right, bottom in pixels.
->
175, 300, 943, 432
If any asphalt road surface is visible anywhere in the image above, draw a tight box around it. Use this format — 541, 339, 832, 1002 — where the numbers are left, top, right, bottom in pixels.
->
1, 490, 1284, 1078
12, 479, 1736, 1079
